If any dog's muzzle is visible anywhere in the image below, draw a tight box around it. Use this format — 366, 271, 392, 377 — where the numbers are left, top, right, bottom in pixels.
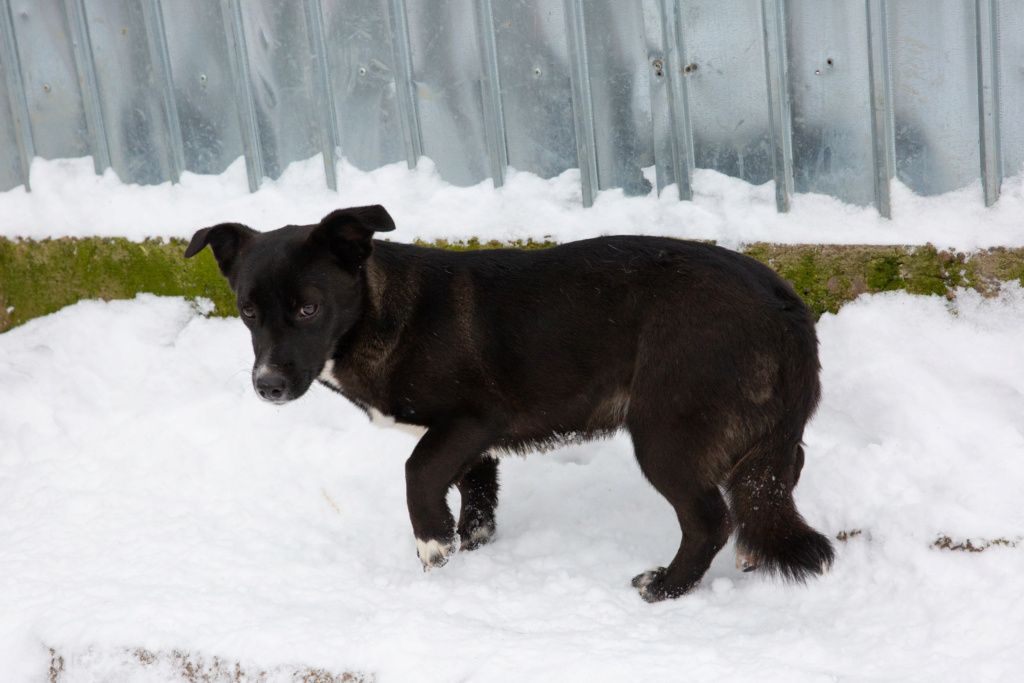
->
253, 365, 291, 404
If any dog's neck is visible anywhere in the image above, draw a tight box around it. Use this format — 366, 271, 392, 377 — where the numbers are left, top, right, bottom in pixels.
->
327, 242, 422, 405
361, 242, 422, 338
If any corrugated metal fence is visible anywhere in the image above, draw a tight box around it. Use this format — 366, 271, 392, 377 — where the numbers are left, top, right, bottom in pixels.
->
0, 0, 1020, 215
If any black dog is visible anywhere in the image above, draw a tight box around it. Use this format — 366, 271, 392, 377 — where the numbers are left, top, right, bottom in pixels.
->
185, 205, 833, 602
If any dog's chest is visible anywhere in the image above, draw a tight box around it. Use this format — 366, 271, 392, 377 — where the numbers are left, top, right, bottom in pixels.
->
318, 358, 409, 423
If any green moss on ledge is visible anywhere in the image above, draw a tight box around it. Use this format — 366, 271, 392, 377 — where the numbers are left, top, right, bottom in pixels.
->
0, 237, 234, 332
3, 236, 1024, 333
740, 243, 1010, 318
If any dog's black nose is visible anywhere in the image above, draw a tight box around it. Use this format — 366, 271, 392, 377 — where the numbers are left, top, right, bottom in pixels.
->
255, 371, 288, 402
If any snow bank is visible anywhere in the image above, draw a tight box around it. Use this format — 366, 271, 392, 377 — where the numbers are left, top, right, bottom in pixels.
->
1, 289, 1022, 681
1, 155, 1023, 249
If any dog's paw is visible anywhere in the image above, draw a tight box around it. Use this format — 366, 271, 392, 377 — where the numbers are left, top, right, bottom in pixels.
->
631, 567, 669, 603
458, 519, 495, 552
735, 549, 758, 573
416, 537, 456, 571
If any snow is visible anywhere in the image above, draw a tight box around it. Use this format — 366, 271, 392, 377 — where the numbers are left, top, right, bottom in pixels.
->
1, 291, 1022, 681
1, 154, 1023, 249
1, 157, 1023, 681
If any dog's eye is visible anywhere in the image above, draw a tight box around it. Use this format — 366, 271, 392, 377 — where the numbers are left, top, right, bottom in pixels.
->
300, 303, 318, 317
241, 305, 256, 318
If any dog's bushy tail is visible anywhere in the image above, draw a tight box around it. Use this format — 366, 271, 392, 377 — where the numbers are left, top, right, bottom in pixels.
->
727, 431, 834, 582
724, 281, 834, 582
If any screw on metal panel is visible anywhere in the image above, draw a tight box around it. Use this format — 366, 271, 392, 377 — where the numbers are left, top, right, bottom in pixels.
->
533, 67, 542, 77
358, 67, 367, 76
683, 63, 698, 74
43, 83, 51, 92
652, 59, 664, 77
815, 69, 820, 75
199, 74, 207, 84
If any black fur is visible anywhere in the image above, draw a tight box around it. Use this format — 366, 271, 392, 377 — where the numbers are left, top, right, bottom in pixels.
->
185, 205, 834, 601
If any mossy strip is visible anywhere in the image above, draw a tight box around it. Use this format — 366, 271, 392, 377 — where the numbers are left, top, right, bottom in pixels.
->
0, 237, 234, 332
742, 243, 1024, 319
3, 236, 1024, 333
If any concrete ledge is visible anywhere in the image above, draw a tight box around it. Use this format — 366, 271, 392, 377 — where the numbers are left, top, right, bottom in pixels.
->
3, 237, 1023, 333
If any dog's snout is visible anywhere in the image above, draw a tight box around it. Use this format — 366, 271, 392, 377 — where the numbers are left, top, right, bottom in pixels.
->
254, 368, 288, 402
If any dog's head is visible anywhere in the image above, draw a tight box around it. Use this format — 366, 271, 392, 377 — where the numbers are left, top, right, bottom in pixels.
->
185, 205, 395, 404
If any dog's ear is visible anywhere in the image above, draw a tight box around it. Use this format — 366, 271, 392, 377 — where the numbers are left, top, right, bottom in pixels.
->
309, 205, 396, 267
184, 223, 257, 280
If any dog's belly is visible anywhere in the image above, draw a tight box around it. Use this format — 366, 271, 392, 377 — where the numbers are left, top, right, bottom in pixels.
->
483, 386, 630, 457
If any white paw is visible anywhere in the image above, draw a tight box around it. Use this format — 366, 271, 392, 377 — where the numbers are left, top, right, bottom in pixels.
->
416, 538, 456, 570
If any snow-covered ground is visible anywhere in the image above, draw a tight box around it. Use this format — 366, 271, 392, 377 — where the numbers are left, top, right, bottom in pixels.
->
2, 290, 1023, 682
0, 155, 1023, 248
1, 158, 1023, 681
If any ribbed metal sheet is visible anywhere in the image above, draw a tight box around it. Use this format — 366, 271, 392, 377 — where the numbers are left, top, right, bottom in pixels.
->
406, 0, 491, 187
788, 0, 875, 208
161, 1, 243, 177
321, 0, 406, 174
0, 0, 1018, 215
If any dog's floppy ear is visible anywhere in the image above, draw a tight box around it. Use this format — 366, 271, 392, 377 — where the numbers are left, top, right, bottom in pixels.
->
184, 222, 257, 280
309, 205, 396, 267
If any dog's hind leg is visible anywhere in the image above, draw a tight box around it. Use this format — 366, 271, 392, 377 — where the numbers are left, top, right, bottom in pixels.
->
405, 419, 494, 570
456, 456, 499, 551
628, 425, 732, 602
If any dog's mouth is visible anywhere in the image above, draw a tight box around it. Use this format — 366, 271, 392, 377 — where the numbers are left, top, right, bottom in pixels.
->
258, 392, 293, 405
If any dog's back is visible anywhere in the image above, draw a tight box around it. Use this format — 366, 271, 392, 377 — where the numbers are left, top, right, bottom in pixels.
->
362, 237, 817, 448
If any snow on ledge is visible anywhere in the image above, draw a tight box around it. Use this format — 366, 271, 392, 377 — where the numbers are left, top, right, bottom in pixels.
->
1, 155, 1023, 251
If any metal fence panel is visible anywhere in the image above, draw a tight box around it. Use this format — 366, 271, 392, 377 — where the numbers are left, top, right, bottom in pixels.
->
583, 0, 653, 196
0, 0, 1020, 214
7, 0, 89, 162
643, 0, 694, 201
321, 0, 405, 173
404, 0, 489, 187
80, 0, 175, 185
0, 52, 22, 191
490, 0, 576, 181
787, 0, 875, 207
997, 0, 1022, 181
679, 1, 773, 187
890, 0, 981, 196
160, 0, 244, 176
234, 0, 322, 182
0, 1, 26, 191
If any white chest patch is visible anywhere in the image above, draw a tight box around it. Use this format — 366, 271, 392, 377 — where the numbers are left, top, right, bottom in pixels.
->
318, 359, 343, 390
368, 407, 397, 428
318, 360, 426, 437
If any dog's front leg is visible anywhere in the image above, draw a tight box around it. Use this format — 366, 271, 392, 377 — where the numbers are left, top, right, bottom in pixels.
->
405, 419, 494, 570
